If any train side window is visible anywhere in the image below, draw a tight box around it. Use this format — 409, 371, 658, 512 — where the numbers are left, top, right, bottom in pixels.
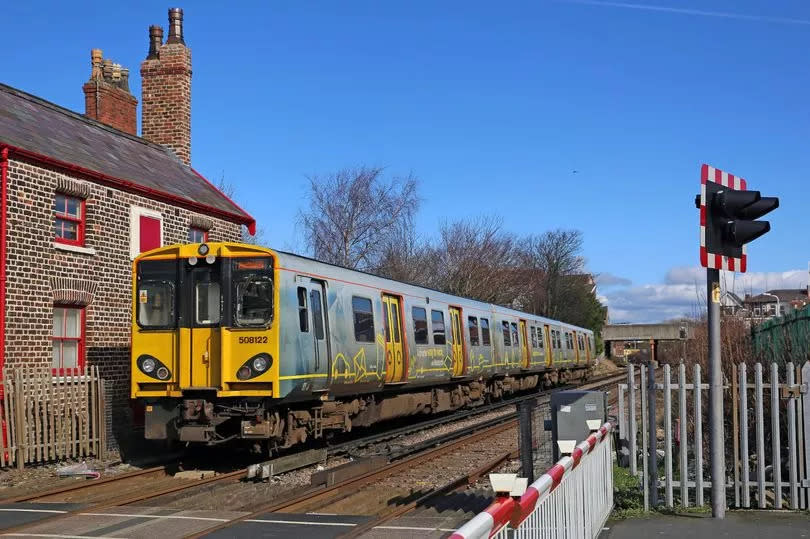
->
412, 307, 428, 344
310, 289, 324, 340
297, 287, 308, 332
538, 328, 545, 348
530, 327, 538, 348
480, 318, 491, 346
431, 310, 446, 345
502, 321, 511, 346
511, 323, 519, 349
468, 316, 479, 346
352, 296, 375, 342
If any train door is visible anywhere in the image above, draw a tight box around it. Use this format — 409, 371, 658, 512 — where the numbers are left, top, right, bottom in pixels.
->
585, 334, 592, 363
519, 319, 530, 368
573, 331, 581, 364
449, 307, 465, 376
543, 324, 552, 367
298, 279, 330, 389
382, 294, 405, 383
186, 261, 222, 389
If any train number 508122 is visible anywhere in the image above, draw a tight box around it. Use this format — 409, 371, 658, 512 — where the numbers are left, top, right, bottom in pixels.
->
238, 336, 268, 344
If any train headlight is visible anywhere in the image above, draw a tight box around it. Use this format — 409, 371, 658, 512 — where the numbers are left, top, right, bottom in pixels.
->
137, 355, 171, 381
252, 356, 268, 373
236, 353, 273, 380
141, 357, 156, 374
198, 243, 210, 256
188, 256, 198, 266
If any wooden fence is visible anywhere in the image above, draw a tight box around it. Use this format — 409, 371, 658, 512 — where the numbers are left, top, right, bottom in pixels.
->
1, 365, 107, 469
617, 361, 810, 510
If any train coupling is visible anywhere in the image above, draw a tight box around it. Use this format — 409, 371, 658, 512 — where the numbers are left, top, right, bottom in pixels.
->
182, 399, 215, 422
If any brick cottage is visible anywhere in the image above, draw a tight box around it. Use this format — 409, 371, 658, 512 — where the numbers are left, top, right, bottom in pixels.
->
0, 8, 255, 449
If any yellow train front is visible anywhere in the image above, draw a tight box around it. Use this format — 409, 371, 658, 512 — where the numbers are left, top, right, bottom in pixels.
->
132, 242, 279, 444
132, 241, 595, 450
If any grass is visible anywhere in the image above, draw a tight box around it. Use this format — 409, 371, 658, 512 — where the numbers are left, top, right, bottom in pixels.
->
611, 465, 712, 520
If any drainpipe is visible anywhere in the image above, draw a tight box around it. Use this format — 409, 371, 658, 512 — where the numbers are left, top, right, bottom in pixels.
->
0, 146, 7, 377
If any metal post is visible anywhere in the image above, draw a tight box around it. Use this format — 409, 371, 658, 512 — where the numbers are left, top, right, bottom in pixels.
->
629, 365, 637, 476
648, 357, 658, 507
707, 268, 726, 518
518, 399, 535, 483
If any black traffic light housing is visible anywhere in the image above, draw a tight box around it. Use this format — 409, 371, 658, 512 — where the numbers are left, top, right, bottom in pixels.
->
701, 182, 779, 259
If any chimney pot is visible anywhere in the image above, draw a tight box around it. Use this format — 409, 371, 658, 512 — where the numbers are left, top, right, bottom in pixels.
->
112, 63, 122, 82
120, 68, 131, 93
102, 59, 114, 82
167, 7, 185, 44
90, 49, 103, 81
147, 25, 163, 59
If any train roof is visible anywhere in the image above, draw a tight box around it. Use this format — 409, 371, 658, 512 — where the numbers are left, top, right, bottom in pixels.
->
135, 242, 593, 335
270, 248, 593, 335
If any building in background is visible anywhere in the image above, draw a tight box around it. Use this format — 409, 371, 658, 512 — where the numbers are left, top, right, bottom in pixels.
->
722, 289, 809, 324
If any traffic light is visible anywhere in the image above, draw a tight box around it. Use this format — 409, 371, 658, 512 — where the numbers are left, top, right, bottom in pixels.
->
705, 183, 779, 257
697, 164, 778, 272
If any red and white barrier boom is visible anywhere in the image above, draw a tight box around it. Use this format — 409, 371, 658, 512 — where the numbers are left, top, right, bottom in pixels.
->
451, 421, 614, 539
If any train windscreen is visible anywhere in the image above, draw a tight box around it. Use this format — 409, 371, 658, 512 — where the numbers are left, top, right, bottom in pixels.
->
232, 257, 274, 327
136, 259, 177, 329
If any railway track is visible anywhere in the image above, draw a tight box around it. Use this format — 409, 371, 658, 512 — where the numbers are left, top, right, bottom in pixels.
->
181, 368, 629, 538
0, 367, 629, 537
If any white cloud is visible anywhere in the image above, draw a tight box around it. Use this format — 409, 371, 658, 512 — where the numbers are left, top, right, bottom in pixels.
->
603, 266, 808, 323
595, 272, 632, 287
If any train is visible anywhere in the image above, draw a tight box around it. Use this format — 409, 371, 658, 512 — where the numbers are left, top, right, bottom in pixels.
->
131, 242, 596, 452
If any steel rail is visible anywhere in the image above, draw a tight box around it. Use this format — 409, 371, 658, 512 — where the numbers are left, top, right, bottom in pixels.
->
183, 419, 520, 539
0, 465, 168, 504
338, 448, 520, 538
0, 468, 247, 536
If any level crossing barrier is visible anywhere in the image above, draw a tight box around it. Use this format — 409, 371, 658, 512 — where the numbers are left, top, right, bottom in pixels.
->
450, 421, 614, 539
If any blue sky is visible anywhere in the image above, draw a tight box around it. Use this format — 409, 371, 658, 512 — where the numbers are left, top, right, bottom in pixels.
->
4, 1, 809, 322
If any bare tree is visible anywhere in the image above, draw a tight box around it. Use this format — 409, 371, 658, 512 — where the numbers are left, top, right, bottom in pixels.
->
299, 166, 419, 270
426, 216, 524, 305
520, 229, 586, 320
374, 219, 434, 285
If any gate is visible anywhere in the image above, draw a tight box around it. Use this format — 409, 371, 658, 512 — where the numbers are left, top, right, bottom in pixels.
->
617, 361, 810, 510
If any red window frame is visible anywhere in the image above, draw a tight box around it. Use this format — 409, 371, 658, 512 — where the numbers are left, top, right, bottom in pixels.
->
52, 305, 86, 376
188, 227, 209, 243
54, 194, 86, 246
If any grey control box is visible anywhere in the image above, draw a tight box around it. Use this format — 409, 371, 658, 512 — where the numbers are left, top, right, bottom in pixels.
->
550, 390, 607, 461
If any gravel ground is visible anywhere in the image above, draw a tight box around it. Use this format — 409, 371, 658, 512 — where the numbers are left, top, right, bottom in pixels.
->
320, 424, 519, 516
0, 451, 145, 499
351, 406, 516, 458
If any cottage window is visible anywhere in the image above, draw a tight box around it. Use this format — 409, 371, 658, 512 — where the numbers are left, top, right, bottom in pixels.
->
188, 227, 208, 243
52, 306, 85, 374
54, 194, 85, 246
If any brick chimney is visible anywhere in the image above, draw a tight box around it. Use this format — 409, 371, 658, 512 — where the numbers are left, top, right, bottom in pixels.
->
82, 49, 138, 135
140, 8, 192, 165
